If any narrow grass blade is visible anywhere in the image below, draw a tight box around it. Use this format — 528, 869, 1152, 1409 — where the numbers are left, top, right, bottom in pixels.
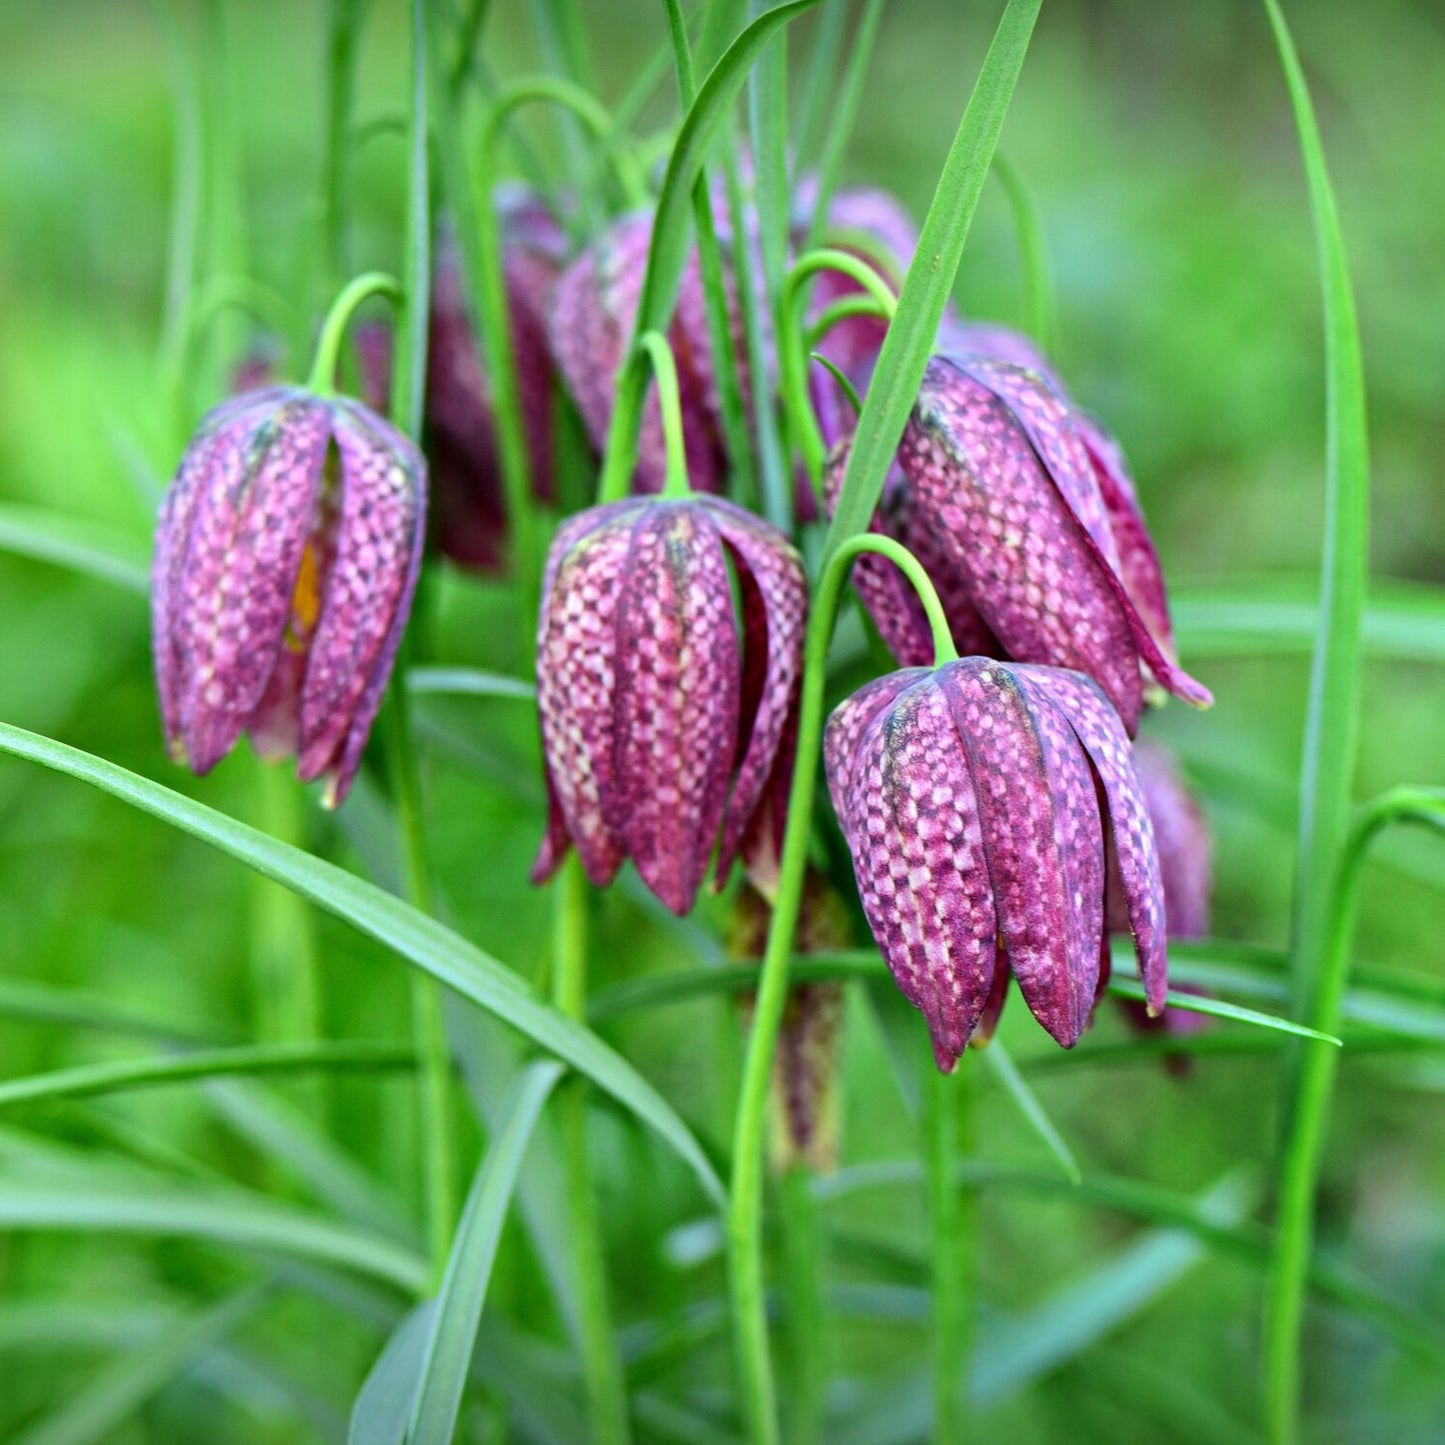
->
0, 1174, 430, 1294
0, 503, 149, 594
407, 1060, 565, 1444
10, 1286, 266, 1445
1106, 979, 1341, 1045
0, 722, 724, 1209
824, 0, 1042, 551
0, 978, 220, 1044
0, 1041, 414, 1112
407, 666, 537, 701
982, 1041, 1080, 1183
349, 1302, 435, 1445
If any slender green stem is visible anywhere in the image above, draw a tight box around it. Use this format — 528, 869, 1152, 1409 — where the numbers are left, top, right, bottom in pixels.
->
659, 0, 758, 509
1266, 792, 1444, 1439
152, 0, 202, 432
198, 0, 249, 369
727, 534, 950, 1443
470, 77, 636, 628
1259, 1, 1370, 1439
553, 857, 632, 1445
306, 272, 402, 395
805, 294, 894, 354
925, 1062, 969, 1444
793, 0, 849, 172
321, 0, 363, 289
805, 0, 885, 249
781, 248, 897, 488
779, 1165, 826, 1445
447, 0, 492, 100
641, 330, 691, 499
991, 152, 1053, 352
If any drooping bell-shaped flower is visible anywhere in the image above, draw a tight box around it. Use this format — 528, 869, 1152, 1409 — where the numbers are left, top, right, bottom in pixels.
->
532, 495, 806, 914
550, 211, 743, 497
853, 354, 1210, 734
152, 386, 426, 806
825, 657, 1167, 1069
357, 196, 567, 571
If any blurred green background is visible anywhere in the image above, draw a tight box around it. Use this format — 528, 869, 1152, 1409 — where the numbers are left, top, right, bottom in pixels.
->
1, 1, 1443, 1441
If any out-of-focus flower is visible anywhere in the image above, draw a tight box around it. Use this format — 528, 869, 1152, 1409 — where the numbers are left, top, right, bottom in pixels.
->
825, 657, 1167, 1069
152, 386, 426, 806
1109, 737, 1213, 1047
839, 353, 1210, 734
550, 210, 742, 497
532, 495, 806, 914
359, 195, 568, 572
730, 867, 850, 1173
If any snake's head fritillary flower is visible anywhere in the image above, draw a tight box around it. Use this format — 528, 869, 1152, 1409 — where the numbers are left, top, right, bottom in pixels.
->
730, 867, 850, 1173
1108, 737, 1212, 1048
152, 386, 426, 807
881, 354, 1210, 734
550, 211, 741, 497
532, 495, 806, 915
825, 658, 1167, 1070
357, 197, 567, 572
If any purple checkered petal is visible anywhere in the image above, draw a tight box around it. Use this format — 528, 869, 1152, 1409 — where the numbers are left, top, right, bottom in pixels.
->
1018, 666, 1168, 1015
1077, 415, 1178, 666
822, 668, 930, 843
1122, 738, 1212, 942
702, 498, 808, 881
294, 400, 425, 802
939, 659, 1104, 1048
939, 322, 1064, 394
167, 390, 332, 775
610, 503, 739, 914
840, 678, 998, 1071
948, 357, 1121, 570
533, 505, 639, 888
903, 357, 1146, 730
822, 447, 996, 667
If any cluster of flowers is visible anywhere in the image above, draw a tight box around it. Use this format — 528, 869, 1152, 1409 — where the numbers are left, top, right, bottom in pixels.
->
151, 177, 1212, 1076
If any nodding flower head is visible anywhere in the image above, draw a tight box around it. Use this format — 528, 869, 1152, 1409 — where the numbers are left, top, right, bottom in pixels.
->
532, 494, 806, 915
825, 657, 1168, 1070
828, 347, 1209, 735
357, 196, 567, 572
549, 211, 741, 497
152, 386, 426, 807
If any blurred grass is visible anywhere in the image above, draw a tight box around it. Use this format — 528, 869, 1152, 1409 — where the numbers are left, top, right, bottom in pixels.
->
1, 1, 1443, 1441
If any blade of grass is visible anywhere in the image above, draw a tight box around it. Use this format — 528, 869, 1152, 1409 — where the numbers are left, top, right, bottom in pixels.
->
1258, 2, 1370, 1435
0, 722, 724, 1209
0, 1175, 429, 1294
982, 1040, 1080, 1183
0, 503, 149, 594
0, 1041, 415, 1112
350, 1302, 434, 1445
10, 1286, 267, 1445
406, 666, 537, 700
407, 1060, 566, 1445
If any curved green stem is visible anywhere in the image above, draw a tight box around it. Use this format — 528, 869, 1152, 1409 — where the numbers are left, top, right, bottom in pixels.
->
781, 249, 897, 491
1266, 790, 1445, 1438
804, 294, 894, 355
306, 272, 402, 395
727, 533, 948, 1443
553, 856, 632, 1445
925, 1061, 973, 1445
644, 330, 691, 499
990, 151, 1054, 352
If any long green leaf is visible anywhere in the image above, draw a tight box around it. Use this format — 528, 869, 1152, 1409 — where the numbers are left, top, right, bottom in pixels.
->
824, 0, 1042, 550
0, 1175, 429, 1294
349, 1303, 435, 1445
408, 1060, 565, 1444
0, 1041, 414, 1112
406, 666, 537, 701
0, 502, 149, 594
0, 722, 724, 1209
982, 1041, 1080, 1183
10, 1287, 266, 1445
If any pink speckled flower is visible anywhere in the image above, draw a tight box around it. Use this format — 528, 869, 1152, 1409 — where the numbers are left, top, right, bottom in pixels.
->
357, 197, 568, 572
857, 354, 1210, 735
532, 495, 806, 914
550, 211, 742, 497
825, 658, 1167, 1069
152, 386, 426, 807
